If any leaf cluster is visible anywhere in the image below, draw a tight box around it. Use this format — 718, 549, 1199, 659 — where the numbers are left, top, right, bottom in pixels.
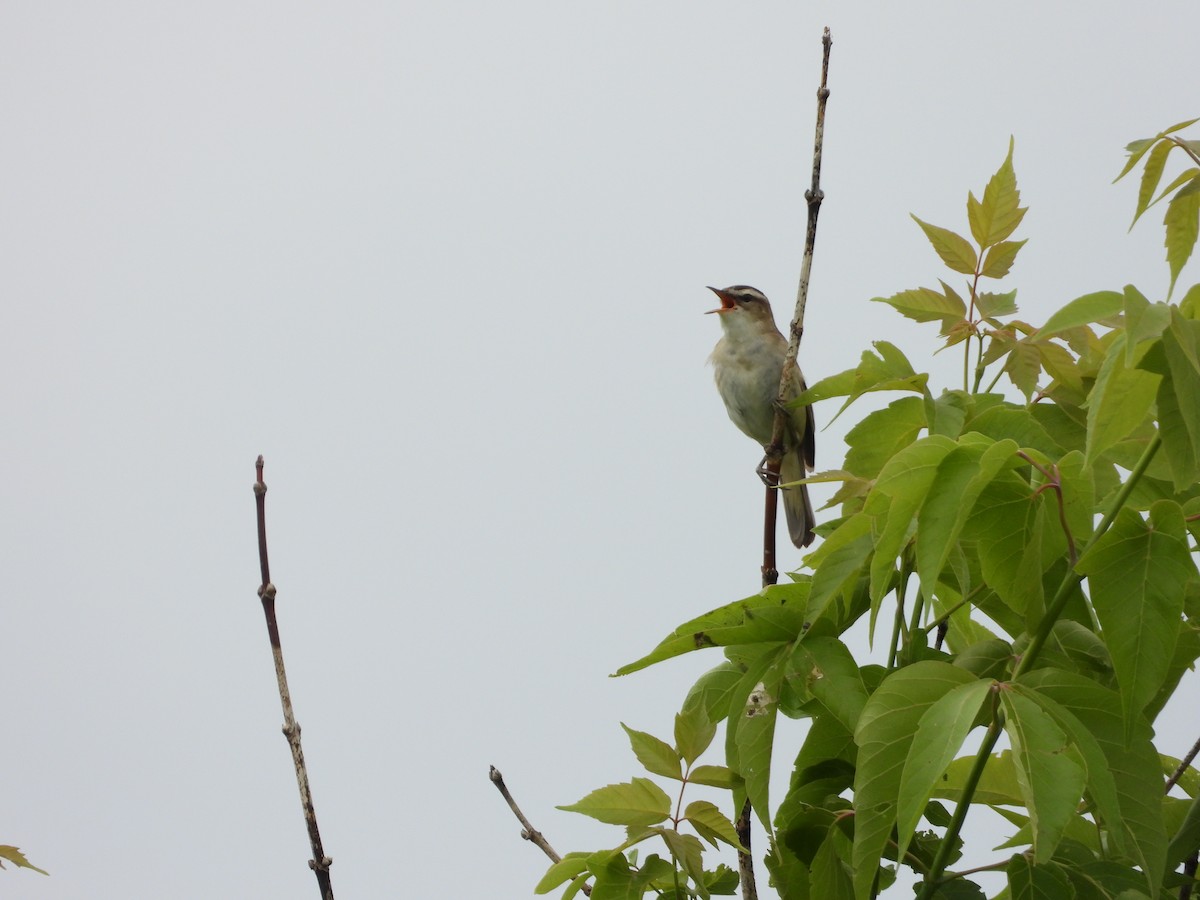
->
542, 126, 1200, 899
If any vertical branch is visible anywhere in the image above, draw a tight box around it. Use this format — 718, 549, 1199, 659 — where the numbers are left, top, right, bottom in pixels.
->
735, 799, 758, 900
762, 479, 780, 587
785, 26, 833, 355
764, 26, 832, 565
254, 456, 335, 900
749, 27, 834, 900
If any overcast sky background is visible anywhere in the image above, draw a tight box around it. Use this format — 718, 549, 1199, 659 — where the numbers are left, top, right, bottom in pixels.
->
3, 3, 1199, 897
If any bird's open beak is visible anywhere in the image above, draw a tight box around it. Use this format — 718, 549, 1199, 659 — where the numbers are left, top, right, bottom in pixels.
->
705, 286, 736, 315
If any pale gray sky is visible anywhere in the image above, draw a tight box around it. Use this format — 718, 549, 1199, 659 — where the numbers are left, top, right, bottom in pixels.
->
3, 2, 1198, 897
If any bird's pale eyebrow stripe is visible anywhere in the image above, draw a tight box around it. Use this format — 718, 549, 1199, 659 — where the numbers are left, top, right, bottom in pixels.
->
727, 286, 768, 302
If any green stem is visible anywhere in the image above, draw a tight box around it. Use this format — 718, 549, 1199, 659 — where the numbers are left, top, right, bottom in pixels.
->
963, 331, 970, 392
1015, 432, 1160, 679
907, 590, 926, 652
917, 714, 1005, 900
972, 333, 987, 393
964, 267, 982, 392
887, 562, 911, 670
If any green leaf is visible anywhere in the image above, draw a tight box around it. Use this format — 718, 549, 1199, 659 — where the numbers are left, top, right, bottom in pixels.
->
764, 843, 813, 900
1085, 334, 1159, 465
895, 678, 994, 862
536, 854, 590, 894
683, 662, 744, 725
1147, 618, 1200, 722
789, 706, 859, 798
1005, 340, 1043, 398
810, 826, 855, 900
0, 846, 49, 877
866, 435, 957, 633
969, 137, 1028, 246
657, 830, 707, 896
688, 765, 736, 789
992, 805, 1100, 855
622, 724, 682, 780
934, 750, 1025, 806
966, 405, 1061, 455
1165, 179, 1200, 298
733, 653, 786, 835
558, 777, 672, 827
684, 800, 746, 851
804, 513, 874, 624
1166, 793, 1200, 872
797, 341, 929, 422
980, 240, 1027, 279
1055, 450, 1095, 547
873, 286, 966, 326
953, 638, 1014, 680
930, 389, 970, 439
1035, 291, 1124, 338
912, 215, 979, 275
844, 397, 927, 479
702, 864, 739, 894
1182, 282, 1200, 320
1154, 310, 1200, 488
1131, 138, 1174, 228
852, 661, 979, 900
1006, 854, 1075, 900
1076, 502, 1193, 739
1123, 285, 1171, 364
1010, 684, 1126, 856
723, 646, 783, 798
585, 850, 636, 899
962, 472, 1045, 622
794, 636, 871, 734
1001, 690, 1087, 863
616, 582, 811, 674
1038, 340, 1084, 394
674, 704, 717, 767
1019, 669, 1166, 893
927, 880, 987, 900
976, 288, 1020, 318
1115, 118, 1200, 182
917, 437, 1019, 604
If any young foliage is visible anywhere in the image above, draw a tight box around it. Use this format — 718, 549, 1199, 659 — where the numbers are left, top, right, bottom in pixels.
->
539, 125, 1200, 899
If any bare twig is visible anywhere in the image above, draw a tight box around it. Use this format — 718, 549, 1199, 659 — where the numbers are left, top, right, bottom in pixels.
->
748, 28, 833, 900
1167, 734, 1200, 794
1181, 852, 1198, 900
763, 25, 833, 575
253, 456, 335, 900
735, 798, 758, 900
490, 766, 592, 896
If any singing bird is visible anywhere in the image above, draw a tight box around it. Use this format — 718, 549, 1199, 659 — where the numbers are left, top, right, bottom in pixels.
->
706, 285, 816, 547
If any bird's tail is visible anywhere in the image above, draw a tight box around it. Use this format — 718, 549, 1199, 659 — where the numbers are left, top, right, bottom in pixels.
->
780, 452, 816, 548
